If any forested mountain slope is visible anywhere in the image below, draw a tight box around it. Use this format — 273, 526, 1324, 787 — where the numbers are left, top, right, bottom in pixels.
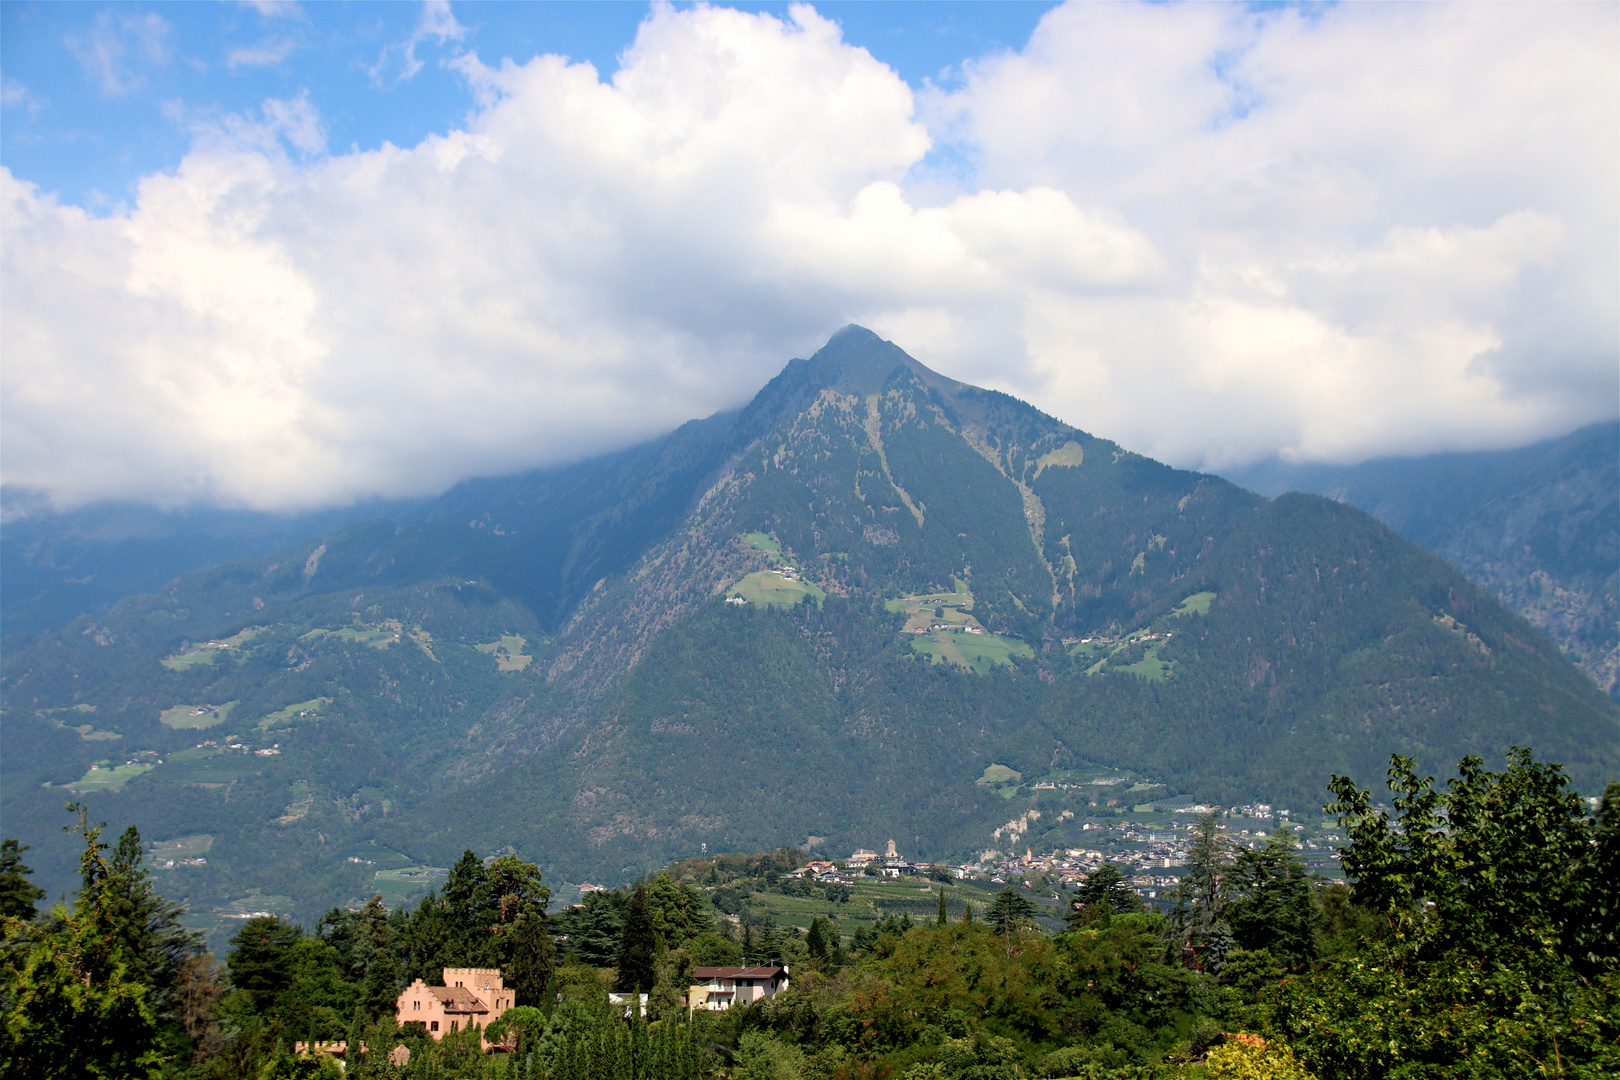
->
3, 327, 1614, 922
1223, 422, 1619, 698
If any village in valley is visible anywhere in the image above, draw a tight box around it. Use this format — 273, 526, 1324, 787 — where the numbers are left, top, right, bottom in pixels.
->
772, 801, 1344, 912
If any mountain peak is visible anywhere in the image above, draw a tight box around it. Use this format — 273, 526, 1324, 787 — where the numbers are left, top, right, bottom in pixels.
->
805, 324, 963, 398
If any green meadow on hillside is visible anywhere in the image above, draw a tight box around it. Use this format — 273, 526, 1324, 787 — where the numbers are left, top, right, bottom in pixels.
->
911, 627, 1033, 673
160, 701, 234, 729
727, 570, 826, 608
476, 634, 534, 670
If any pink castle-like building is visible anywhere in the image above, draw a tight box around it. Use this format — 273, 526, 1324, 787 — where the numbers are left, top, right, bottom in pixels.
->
396, 968, 515, 1046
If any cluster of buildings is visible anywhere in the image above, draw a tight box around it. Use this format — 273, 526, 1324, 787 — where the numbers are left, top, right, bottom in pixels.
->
788, 860, 857, 885
843, 839, 923, 877
906, 622, 986, 635
349, 962, 792, 1061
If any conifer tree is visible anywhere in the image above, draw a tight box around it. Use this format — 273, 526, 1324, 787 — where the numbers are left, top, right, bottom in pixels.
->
988, 887, 1036, 937
1, 805, 162, 1077
616, 882, 658, 993
938, 885, 948, 926
806, 916, 832, 961
0, 839, 46, 922
356, 895, 400, 1021
102, 824, 206, 1028
1067, 863, 1142, 929
1168, 813, 1234, 970
1226, 833, 1319, 970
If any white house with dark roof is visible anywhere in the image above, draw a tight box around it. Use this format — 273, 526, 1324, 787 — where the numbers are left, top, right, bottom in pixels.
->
686, 966, 789, 1011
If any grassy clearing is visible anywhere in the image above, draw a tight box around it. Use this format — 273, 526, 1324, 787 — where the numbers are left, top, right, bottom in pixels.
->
977, 763, 1023, 799
912, 627, 1032, 674
1033, 440, 1084, 476
887, 582, 1023, 667
1110, 646, 1173, 682
978, 764, 1022, 785
1071, 624, 1179, 681
156, 747, 254, 786
954, 632, 1033, 673
370, 866, 448, 910
60, 721, 123, 741
162, 627, 266, 671
162, 649, 217, 672
161, 702, 235, 730
887, 581, 984, 639
68, 762, 154, 792
148, 834, 213, 861
1172, 591, 1216, 617
885, 580, 973, 613
744, 532, 784, 562
302, 623, 398, 649
258, 698, 331, 730
727, 571, 826, 609
476, 634, 533, 671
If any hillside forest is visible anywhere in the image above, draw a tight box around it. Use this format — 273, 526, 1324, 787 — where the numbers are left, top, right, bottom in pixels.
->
2, 749, 1616, 1079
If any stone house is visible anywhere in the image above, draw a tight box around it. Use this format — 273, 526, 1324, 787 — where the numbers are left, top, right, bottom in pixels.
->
396, 968, 515, 1047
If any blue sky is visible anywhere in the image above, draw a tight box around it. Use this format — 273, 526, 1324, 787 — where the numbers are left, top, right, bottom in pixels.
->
2, 2, 1614, 510
2, 1, 1057, 211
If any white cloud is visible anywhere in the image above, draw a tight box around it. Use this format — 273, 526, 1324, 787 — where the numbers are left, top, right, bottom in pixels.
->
370, 0, 469, 87
3, 1, 1615, 510
916, 0, 1617, 466
1, 76, 43, 115
166, 93, 327, 158
66, 11, 173, 97
227, 38, 300, 70
240, 1, 306, 19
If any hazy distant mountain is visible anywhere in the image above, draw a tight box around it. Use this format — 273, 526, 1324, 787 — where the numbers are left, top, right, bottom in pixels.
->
1221, 423, 1619, 700
0, 493, 429, 639
3, 327, 1614, 924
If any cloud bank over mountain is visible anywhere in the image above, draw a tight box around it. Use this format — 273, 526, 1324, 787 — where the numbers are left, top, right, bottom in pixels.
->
3, 1, 1614, 510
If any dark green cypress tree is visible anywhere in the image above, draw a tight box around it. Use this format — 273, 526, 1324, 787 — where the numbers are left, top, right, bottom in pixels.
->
357, 894, 401, 1021
1067, 863, 1143, 929
988, 887, 1037, 937
0, 838, 46, 921
616, 882, 658, 993
103, 824, 206, 1028
806, 916, 831, 961
1226, 834, 1320, 970
937, 885, 948, 926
